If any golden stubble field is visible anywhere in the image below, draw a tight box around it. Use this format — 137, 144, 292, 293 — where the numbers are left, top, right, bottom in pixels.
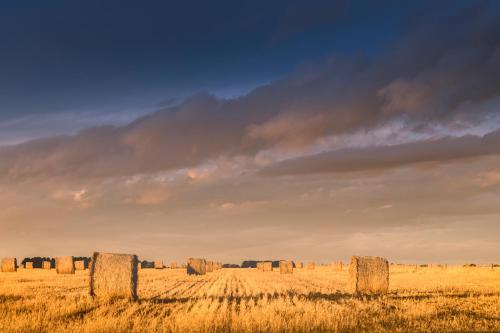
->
0, 266, 499, 333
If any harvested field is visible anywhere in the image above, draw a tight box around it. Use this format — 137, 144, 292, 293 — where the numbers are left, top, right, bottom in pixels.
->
0, 266, 499, 332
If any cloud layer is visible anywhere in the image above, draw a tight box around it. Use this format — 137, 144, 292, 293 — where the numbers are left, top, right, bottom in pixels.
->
1, 3, 500, 183
260, 130, 500, 176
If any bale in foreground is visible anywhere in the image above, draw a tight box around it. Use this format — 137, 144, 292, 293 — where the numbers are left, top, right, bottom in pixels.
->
349, 256, 389, 294
1, 258, 17, 272
89, 252, 138, 301
56, 256, 75, 274
187, 258, 206, 275
279, 260, 293, 274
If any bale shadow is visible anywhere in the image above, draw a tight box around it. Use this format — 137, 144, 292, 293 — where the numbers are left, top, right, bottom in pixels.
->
388, 291, 500, 301
148, 291, 356, 304
0, 294, 23, 302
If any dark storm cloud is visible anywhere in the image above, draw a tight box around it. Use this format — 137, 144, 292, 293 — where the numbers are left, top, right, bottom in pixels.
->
260, 130, 500, 176
1, 1, 500, 181
0, 0, 408, 120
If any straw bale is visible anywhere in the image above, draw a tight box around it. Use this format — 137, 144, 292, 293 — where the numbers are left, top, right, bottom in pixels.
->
89, 252, 138, 300
349, 256, 389, 294
1, 258, 16, 272
187, 258, 206, 275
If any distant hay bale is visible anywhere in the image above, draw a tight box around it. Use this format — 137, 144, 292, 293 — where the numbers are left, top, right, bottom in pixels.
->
170, 262, 177, 269
75, 260, 86, 270
89, 252, 138, 301
296, 261, 303, 269
263, 262, 272, 272
42, 261, 51, 270
256, 262, 263, 271
279, 260, 293, 274
306, 262, 316, 270
349, 256, 389, 294
429, 263, 447, 270
332, 261, 343, 271
154, 260, 164, 269
206, 261, 215, 272
187, 258, 206, 275
56, 256, 75, 274
26, 262, 33, 269
1, 258, 17, 272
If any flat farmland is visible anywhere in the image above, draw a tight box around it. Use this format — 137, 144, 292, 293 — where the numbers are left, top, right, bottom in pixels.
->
0, 266, 499, 332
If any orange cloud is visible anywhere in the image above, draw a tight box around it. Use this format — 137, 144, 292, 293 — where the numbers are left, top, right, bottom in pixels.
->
473, 171, 500, 188
134, 189, 170, 206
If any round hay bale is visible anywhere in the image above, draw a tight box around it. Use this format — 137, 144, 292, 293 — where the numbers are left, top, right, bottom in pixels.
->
187, 258, 206, 275
279, 260, 293, 274
349, 256, 389, 294
75, 260, 87, 270
154, 260, 164, 269
56, 256, 75, 274
306, 262, 316, 270
1, 258, 17, 272
89, 252, 138, 301
262, 261, 272, 272
206, 261, 214, 272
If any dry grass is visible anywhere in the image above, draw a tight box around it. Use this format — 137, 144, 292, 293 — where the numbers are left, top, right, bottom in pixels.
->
0, 266, 499, 332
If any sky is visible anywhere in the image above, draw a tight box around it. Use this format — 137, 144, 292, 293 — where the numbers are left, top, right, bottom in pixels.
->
1, 0, 500, 264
